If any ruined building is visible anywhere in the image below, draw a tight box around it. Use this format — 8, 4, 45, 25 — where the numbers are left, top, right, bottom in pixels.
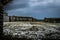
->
3, 13, 60, 23
9, 16, 37, 22
44, 18, 60, 23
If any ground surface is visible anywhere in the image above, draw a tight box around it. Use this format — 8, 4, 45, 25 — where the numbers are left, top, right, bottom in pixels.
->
3, 22, 60, 40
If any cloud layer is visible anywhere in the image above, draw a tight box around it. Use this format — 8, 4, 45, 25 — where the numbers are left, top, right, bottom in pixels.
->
4, 0, 60, 19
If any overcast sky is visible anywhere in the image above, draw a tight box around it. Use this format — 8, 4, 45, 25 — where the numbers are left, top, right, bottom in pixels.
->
4, 0, 60, 19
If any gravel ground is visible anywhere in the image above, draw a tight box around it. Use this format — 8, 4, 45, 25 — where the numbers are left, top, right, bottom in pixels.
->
3, 22, 60, 40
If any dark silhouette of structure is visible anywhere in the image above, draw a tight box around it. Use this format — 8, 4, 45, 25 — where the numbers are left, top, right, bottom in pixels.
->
44, 18, 60, 23
9, 16, 37, 22
3, 13, 60, 23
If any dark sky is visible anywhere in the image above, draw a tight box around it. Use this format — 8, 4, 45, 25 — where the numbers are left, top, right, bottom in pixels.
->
4, 0, 60, 19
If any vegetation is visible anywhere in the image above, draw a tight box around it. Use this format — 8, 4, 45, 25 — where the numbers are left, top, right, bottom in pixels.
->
1, 0, 12, 5
0, 0, 13, 39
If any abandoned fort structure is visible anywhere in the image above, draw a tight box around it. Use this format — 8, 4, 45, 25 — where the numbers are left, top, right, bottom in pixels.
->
9, 16, 37, 22
44, 18, 60, 23
3, 13, 37, 22
3, 13, 60, 23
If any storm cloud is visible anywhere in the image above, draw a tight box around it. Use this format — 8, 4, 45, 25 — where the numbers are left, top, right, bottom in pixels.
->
4, 0, 60, 19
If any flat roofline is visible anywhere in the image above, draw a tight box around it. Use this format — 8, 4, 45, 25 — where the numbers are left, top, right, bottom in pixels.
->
46, 18, 60, 19
9, 16, 32, 17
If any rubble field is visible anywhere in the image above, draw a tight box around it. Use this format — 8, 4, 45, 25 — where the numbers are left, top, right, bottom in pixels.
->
3, 22, 60, 40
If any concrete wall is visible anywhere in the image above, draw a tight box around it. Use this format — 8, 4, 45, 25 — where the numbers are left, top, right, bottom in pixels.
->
44, 18, 60, 23
3, 16, 9, 22
9, 16, 37, 22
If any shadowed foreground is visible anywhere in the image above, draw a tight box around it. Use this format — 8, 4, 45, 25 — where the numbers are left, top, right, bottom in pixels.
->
3, 22, 60, 40
0, 35, 60, 40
